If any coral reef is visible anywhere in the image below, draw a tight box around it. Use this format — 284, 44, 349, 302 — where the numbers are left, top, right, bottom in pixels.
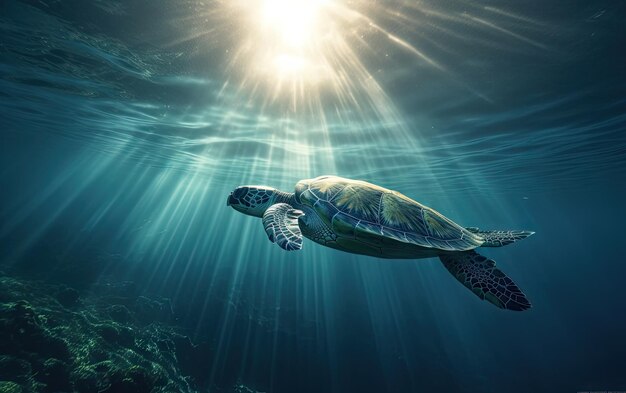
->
0, 275, 204, 393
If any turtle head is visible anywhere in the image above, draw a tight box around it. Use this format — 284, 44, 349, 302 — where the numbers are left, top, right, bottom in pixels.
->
227, 185, 279, 217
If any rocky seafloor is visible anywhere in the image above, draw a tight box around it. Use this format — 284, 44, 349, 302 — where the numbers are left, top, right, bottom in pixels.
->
0, 273, 261, 393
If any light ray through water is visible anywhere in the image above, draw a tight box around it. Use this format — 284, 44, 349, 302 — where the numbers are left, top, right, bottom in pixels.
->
4, 1, 624, 392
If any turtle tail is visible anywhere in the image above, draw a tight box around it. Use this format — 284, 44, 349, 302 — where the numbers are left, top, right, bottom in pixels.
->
466, 227, 535, 247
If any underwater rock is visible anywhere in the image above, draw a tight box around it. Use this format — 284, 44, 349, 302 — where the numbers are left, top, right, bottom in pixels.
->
108, 304, 132, 323
95, 323, 118, 343
0, 275, 200, 392
71, 365, 98, 393
92, 280, 139, 300
171, 333, 212, 385
102, 365, 160, 393
0, 381, 23, 393
0, 300, 70, 361
233, 383, 267, 393
40, 358, 71, 392
55, 287, 80, 308
94, 323, 135, 347
0, 356, 31, 384
134, 296, 174, 325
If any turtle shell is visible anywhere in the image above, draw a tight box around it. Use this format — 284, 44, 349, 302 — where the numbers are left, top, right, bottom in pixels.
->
295, 176, 482, 251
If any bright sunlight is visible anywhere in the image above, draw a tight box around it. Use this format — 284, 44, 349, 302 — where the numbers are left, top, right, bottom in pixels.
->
259, 0, 329, 49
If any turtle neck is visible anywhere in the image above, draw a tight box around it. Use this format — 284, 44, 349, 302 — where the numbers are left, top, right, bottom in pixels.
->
274, 190, 296, 205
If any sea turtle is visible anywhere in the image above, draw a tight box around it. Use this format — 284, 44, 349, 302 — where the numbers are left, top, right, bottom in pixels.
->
227, 175, 534, 311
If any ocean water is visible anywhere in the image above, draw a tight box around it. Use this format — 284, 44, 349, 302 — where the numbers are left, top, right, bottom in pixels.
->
1, 1, 625, 392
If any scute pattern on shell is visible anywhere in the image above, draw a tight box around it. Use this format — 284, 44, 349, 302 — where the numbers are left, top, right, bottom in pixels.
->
423, 209, 464, 240
311, 177, 431, 234
312, 179, 345, 198
332, 184, 381, 223
380, 192, 428, 233
300, 176, 483, 251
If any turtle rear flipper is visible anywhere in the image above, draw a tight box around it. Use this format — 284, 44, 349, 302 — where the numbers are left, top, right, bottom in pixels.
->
440, 251, 531, 311
262, 203, 305, 251
466, 228, 535, 247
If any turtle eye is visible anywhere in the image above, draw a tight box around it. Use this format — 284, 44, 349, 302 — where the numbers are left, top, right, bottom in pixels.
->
233, 187, 247, 199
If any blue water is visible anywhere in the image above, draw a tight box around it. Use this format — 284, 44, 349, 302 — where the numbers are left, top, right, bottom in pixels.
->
1, 1, 625, 392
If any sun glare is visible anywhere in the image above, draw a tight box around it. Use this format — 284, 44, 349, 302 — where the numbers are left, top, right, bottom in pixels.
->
227, 0, 336, 89
213, 0, 546, 129
259, 0, 328, 48
273, 54, 307, 74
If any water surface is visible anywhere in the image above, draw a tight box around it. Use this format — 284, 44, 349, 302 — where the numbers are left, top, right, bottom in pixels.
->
1, 1, 625, 392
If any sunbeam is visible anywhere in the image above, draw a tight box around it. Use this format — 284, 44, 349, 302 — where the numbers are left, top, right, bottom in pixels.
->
4, 1, 623, 392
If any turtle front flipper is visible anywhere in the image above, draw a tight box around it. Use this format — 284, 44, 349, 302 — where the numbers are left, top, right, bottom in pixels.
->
440, 251, 531, 311
262, 203, 305, 251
